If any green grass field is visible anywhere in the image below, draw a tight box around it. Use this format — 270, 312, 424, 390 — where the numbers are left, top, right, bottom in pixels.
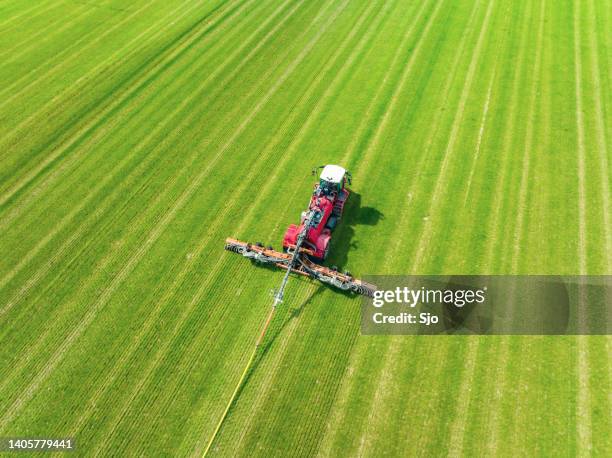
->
0, 0, 610, 455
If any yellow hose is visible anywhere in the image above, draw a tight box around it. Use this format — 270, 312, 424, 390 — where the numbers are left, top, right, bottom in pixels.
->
202, 305, 277, 457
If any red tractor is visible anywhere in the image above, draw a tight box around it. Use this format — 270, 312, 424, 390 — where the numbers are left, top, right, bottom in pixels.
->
283, 165, 351, 261
225, 164, 375, 301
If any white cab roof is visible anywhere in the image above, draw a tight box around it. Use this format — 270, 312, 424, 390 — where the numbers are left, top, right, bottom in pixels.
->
320, 164, 346, 183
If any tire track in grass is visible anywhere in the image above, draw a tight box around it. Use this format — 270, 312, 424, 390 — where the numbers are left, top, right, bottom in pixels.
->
0, 0, 322, 398
0, 0, 286, 313
462, 68, 496, 207
574, 1, 593, 454
0, 0, 345, 438
584, 0, 612, 262
483, 2, 547, 454
0, 0, 232, 200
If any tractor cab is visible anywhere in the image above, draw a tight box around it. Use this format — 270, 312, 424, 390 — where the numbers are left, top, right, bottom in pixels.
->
318, 164, 349, 195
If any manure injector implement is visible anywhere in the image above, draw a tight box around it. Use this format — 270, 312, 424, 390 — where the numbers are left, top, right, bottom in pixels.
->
225, 165, 376, 305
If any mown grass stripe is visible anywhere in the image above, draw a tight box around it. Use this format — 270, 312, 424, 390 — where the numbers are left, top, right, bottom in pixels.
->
587, 0, 612, 429
574, 0, 594, 453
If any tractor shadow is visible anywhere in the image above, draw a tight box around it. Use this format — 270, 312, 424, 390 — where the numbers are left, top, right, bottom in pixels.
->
326, 191, 384, 271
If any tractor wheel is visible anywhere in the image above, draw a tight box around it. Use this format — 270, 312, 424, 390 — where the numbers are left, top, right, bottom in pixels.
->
267, 245, 273, 251
331, 265, 338, 272
344, 270, 352, 278
256, 242, 263, 247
